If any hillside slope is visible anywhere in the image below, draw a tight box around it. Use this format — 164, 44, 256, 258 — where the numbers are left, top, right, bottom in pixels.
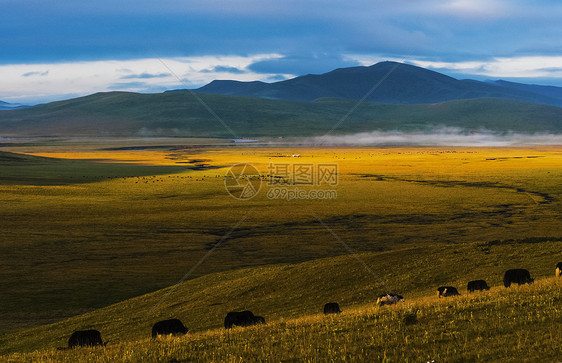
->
196, 61, 562, 106
0, 91, 561, 137
6, 278, 561, 362
1, 237, 560, 355
491, 80, 562, 101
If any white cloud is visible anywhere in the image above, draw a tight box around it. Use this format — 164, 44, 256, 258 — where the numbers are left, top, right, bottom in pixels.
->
435, 0, 512, 20
0, 54, 288, 104
408, 56, 562, 79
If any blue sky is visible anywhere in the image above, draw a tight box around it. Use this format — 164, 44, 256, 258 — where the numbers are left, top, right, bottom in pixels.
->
2, 0, 562, 103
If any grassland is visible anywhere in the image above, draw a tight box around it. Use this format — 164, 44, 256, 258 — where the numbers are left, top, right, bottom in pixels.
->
0, 142, 560, 359
2, 236, 562, 353
3, 276, 561, 361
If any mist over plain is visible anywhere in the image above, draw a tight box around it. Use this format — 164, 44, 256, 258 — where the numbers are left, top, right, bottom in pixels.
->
300, 127, 562, 147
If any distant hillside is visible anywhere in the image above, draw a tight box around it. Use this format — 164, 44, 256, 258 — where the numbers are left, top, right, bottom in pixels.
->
190, 80, 269, 96
0, 91, 560, 137
490, 80, 562, 101
0, 100, 29, 110
193, 61, 562, 107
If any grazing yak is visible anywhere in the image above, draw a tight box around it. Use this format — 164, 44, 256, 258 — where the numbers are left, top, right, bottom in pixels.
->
323, 302, 342, 314
67, 330, 105, 348
556, 262, 562, 277
152, 319, 189, 338
467, 280, 490, 293
376, 294, 404, 306
503, 269, 534, 287
224, 311, 264, 329
437, 286, 460, 298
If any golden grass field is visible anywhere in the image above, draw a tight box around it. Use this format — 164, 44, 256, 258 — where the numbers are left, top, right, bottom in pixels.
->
4, 277, 562, 362
0, 141, 560, 360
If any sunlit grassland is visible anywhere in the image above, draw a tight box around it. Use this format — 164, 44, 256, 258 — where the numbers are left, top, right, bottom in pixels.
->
0, 144, 560, 341
4, 277, 561, 362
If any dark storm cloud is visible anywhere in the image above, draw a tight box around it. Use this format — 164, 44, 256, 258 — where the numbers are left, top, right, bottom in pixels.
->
201, 66, 246, 74
248, 54, 361, 75
2, 0, 560, 65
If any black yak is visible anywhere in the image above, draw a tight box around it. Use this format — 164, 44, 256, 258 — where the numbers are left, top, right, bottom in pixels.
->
556, 262, 562, 277
152, 319, 189, 338
503, 269, 534, 287
437, 286, 460, 298
376, 294, 404, 306
224, 311, 259, 329
467, 280, 490, 293
323, 302, 341, 314
68, 330, 105, 348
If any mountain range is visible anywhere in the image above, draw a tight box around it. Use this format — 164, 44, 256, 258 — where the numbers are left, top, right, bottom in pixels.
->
192, 61, 562, 107
0, 61, 561, 138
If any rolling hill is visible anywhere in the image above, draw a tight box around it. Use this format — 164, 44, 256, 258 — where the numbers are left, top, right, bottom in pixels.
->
5, 279, 561, 361
1, 237, 560, 359
0, 91, 561, 138
193, 61, 562, 107
490, 79, 562, 101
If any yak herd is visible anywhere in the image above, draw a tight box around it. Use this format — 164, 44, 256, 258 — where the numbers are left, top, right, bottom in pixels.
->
61, 264, 561, 349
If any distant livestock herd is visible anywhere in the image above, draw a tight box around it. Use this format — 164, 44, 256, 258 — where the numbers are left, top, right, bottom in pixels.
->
60, 264, 562, 349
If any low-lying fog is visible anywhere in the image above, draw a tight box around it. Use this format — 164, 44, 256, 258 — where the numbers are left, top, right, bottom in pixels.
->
299, 127, 562, 147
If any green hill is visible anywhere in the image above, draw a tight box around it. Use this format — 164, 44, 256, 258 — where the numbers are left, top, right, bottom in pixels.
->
0, 91, 560, 137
